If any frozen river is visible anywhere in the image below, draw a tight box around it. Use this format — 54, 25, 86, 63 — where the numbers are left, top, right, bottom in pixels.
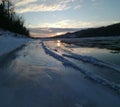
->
0, 40, 120, 107
45, 40, 120, 85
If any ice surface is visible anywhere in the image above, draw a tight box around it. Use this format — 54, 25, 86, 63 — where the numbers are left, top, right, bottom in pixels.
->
62, 52, 120, 72
0, 30, 120, 107
43, 41, 120, 91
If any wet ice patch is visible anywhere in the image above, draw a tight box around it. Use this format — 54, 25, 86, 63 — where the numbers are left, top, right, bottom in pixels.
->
42, 41, 120, 92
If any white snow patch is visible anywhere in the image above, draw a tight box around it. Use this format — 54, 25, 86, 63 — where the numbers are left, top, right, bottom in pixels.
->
0, 29, 31, 56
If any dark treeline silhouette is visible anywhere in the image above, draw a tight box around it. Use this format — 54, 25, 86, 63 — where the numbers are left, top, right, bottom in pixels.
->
54, 23, 120, 38
0, 0, 29, 36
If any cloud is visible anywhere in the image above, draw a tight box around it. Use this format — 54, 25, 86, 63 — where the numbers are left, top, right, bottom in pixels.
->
91, 0, 101, 7
15, 0, 82, 13
16, 3, 69, 13
29, 20, 119, 28
29, 20, 119, 37
29, 27, 80, 37
15, 0, 37, 6
74, 5, 82, 9
31, 20, 94, 28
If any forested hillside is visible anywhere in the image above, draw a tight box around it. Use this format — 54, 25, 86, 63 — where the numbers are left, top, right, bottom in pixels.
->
0, 0, 29, 36
54, 23, 120, 38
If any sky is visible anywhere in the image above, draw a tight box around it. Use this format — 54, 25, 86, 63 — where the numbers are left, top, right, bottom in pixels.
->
11, 0, 120, 37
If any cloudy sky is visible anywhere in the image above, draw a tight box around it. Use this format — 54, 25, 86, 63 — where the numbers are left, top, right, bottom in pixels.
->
12, 0, 120, 37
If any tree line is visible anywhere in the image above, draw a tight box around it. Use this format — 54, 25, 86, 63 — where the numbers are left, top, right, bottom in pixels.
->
0, 0, 29, 36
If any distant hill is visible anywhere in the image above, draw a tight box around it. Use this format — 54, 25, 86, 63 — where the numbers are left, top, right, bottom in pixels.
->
54, 23, 120, 38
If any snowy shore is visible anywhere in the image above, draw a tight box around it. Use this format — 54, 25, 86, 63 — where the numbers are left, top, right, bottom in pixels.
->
0, 29, 31, 56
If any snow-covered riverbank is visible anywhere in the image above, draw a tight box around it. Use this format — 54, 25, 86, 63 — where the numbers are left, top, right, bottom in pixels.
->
0, 29, 31, 56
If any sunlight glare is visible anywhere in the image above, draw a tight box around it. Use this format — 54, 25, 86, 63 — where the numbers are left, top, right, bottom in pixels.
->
56, 32, 63, 36
57, 40, 61, 47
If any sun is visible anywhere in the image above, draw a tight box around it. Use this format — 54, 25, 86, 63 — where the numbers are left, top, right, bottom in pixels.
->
56, 32, 66, 36
56, 32, 62, 35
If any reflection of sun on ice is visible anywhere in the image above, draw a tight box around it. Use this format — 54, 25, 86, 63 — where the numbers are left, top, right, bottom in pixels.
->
57, 40, 61, 47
